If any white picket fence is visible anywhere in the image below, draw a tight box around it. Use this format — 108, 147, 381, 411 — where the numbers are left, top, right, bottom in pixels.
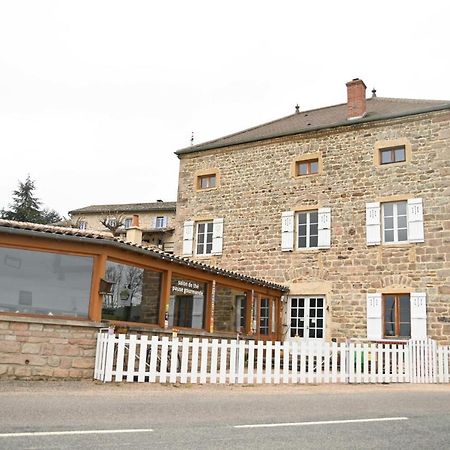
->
94, 333, 450, 385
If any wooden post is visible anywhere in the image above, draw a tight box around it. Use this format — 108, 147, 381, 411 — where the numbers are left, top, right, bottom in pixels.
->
205, 280, 215, 333
89, 253, 107, 322
159, 269, 172, 328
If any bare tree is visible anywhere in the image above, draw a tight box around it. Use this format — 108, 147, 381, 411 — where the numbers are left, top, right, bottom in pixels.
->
99, 211, 126, 236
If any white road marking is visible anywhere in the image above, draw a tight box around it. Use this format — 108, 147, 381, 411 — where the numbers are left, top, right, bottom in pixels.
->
234, 416, 409, 429
0, 428, 154, 438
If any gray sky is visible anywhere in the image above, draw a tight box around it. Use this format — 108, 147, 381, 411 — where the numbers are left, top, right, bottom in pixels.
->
0, 1, 449, 217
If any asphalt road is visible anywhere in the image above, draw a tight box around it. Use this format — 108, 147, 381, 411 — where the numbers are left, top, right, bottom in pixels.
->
0, 381, 450, 449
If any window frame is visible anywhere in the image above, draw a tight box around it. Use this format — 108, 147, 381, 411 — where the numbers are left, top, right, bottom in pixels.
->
123, 218, 132, 229
292, 152, 322, 179
296, 210, 319, 249
296, 158, 319, 176
195, 220, 214, 256
374, 138, 412, 166
382, 201, 408, 243
155, 216, 166, 229
383, 293, 411, 338
379, 145, 406, 165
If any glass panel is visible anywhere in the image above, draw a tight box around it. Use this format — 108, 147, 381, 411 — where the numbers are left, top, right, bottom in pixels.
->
310, 224, 318, 236
317, 298, 323, 308
298, 163, 308, 175
209, 175, 216, 188
310, 298, 316, 307
394, 147, 405, 162
310, 309, 316, 318
383, 203, 393, 216
259, 298, 270, 335
398, 229, 408, 242
214, 287, 246, 332
381, 149, 392, 164
317, 329, 323, 338
103, 261, 162, 324
400, 323, 411, 337
384, 217, 394, 229
397, 201, 407, 216
198, 223, 205, 233
397, 216, 407, 229
309, 235, 318, 248
384, 296, 395, 322
291, 307, 298, 318
310, 211, 319, 223
291, 319, 297, 328
298, 236, 307, 248
291, 298, 297, 308
207, 222, 214, 233
310, 161, 319, 173
298, 213, 307, 225
317, 319, 323, 328
169, 275, 206, 329
0, 247, 93, 318
399, 295, 411, 322
384, 230, 394, 242
298, 298, 305, 307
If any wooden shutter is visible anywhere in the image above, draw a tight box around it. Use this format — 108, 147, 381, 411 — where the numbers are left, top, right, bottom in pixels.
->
182, 220, 194, 256
212, 218, 224, 255
281, 211, 294, 251
318, 207, 331, 248
411, 292, 427, 340
408, 198, 424, 243
366, 202, 381, 245
367, 293, 382, 340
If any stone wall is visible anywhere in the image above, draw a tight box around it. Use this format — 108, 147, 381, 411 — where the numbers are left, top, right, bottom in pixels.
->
175, 110, 450, 344
0, 316, 100, 379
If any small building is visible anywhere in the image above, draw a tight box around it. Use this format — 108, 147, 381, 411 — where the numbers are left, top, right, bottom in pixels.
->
0, 219, 286, 379
68, 201, 177, 253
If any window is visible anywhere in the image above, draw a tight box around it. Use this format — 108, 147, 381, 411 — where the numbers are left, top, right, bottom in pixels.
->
102, 261, 162, 324
197, 174, 216, 190
196, 221, 214, 255
123, 218, 132, 229
78, 221, 87, 230
382, 201, 407, 243
289, 296, 325, 339
380, 146, 406, 165
259, 298, 270, 335
0, 246, 93, 318
296, 159, 319, 176
297, 210, 319, 248
366, 198, 424, 246
367, 292, 426, 340
105, 218, 117, 228
281, 209, 331, 251
182, 218, 224, 257
155, 216, 166, 228
169, 275, 207, 329
384, 294, 411, 338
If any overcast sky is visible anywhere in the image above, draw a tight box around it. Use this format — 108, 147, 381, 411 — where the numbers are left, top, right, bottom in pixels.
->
0, 1, 448, 217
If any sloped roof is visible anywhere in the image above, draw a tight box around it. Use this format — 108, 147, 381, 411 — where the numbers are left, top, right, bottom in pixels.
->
0, 219, 287, 292
69, 201, 177, 215
176, 96, 450, 155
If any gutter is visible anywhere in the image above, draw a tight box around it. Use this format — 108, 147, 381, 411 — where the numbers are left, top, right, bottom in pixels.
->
175, 103, 450, 156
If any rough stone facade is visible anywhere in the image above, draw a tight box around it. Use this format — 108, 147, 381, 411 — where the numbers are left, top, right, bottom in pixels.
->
175, 110, 450, 344
0, 316, 100, 379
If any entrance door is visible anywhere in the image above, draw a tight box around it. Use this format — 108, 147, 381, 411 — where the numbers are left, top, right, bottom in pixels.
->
173, 295, 193, 327
289, 296, 325, 340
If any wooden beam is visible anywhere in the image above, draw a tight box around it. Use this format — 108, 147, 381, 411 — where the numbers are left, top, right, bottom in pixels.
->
159, 269, 172, 328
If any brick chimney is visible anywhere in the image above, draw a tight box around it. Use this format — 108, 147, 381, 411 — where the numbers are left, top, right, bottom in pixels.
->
346, 78, 367, 120
125, 214, 142, 245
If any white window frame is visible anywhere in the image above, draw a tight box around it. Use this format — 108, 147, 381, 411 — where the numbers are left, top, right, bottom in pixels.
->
382, 201, 408, 243
195, 221, 214, 256
288, 296, 326, 341
78, 220, 87, 230
296, 210, 319, 249
123, 218, 132, 229
155, 216, 166, 229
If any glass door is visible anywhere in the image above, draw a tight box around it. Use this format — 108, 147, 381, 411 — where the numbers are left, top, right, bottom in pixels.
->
289, 296, 325, 340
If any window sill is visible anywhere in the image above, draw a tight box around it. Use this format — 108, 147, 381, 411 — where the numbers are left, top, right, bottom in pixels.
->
0, 313, 105, 329
380, 242, 415, 248
195, 187, 219, 193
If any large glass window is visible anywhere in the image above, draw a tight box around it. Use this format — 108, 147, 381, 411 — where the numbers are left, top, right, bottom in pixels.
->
0, 246, 93, 317
102, 261, 162, 324
169, 275, 207, 329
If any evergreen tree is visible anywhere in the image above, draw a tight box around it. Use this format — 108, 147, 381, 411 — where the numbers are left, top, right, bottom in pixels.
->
1, 176, 61, 224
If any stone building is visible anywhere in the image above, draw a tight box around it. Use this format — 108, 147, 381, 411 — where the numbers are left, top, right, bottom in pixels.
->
69, 201, 177, 253
174, 79, 450, 344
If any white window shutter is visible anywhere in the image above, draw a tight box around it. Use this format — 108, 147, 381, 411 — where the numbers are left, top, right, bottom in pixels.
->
281, 211, 294, 251
212, 218, 224, 255
408, 198, 424, 243
162, 216, 168, 228
152, 217, 157, 229
318, 207, 331, 248
366, 202, 381, 245
410, 292, 427, 340
367, 293, 382, 340
182, 220, 194, 256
